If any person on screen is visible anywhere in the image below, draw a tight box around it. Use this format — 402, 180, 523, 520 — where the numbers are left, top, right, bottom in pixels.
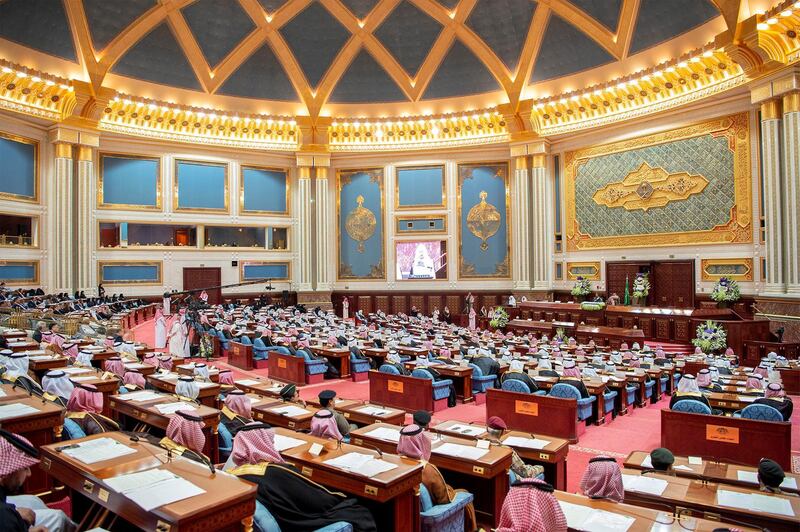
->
409, 243, 436, 279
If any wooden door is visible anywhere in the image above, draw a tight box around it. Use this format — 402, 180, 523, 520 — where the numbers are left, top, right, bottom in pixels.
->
182, 267, 222, 304
652, 261, 694, 308
605, 262, 649, 302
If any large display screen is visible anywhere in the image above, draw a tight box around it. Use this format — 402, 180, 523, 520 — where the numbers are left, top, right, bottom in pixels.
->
395, 241, 447, 280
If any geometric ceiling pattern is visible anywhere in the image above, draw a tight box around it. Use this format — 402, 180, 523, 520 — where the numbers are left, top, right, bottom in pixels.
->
0, 0, 724, 115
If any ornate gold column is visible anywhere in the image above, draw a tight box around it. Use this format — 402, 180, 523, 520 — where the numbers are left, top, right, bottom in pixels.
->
761, 99, 785, 294
76, 139, 98, 294
783, 91, 800, 296
510, 155, 531, 292
50, 140, 74, 292
315, 164, 332, 293
530, 152, 552, 291
296, 165, 314, 292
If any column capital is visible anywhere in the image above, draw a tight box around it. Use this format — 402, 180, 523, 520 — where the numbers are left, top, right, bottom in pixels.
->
761, 99, 782, 120
53, 142, 73, 159
531, 154, 547, 169
47, 126, 100, 147
513, 156, 528, 171
509, 138, 549, 158
297, 167, 312, 179
76, 146, 93, 162
296, 149, 330, 168
784, 91, 800, 114
750, 68, 800, 104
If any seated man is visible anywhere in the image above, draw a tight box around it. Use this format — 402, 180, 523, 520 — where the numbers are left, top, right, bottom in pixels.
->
471, 349, 501, 385
669, 375, 713, 411
758, 459, 797, 497
647, 447, 675, 475
155, 410, 211, 465
227, 423, 377, 531
486, 417, 544, 479
383, 350, 409, 375
221, 389, 253, 434
316, 390, 353, 437
65, 384, 120, 436
278, 383, 307, 406
1, 430, 76, 532
174, 376, 201, 404
396, 423, 476, 531
559, 360, 590, 398
580, 456, 624, 502
754, 383, 793, 421
500, 360, 537, 392
497, 478, 566, 532
41, 370, 74, 406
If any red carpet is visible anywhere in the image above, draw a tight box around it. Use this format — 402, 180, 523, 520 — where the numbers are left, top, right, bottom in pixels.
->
131, 320, 800, 491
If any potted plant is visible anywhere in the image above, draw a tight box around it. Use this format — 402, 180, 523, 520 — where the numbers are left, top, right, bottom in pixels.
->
571, 276, 592, 302
631, 273, 650, 306
692, 320, 728, 354
709, 277, 740, 309
489, 306, 509, 330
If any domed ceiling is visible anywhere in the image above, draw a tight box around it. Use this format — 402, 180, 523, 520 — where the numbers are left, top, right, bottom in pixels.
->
0, 0, 736, 117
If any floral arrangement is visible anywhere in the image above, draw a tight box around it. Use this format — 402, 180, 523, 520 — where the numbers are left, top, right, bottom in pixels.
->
632, 273, 650, 298
554, 327, 567, 343
692, 320, 728, 353
710, 277, 741, 302
571, 276, 592, 296
489, 306, 509, 329
581, 301, 606, 311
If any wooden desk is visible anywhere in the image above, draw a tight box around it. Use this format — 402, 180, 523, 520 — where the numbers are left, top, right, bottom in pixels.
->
124, 362, 157, 377
368, 370, 447, 413
303, 399, 406, 427
146, 374, 221, 408
349, 421, 512, 527
28, 353, 71, 377
232, 377, 285, 399
1, 329, 28, 339
486, 388, 581, 442
432, 364, 473, 403
620, 468, 800, 532
362, 347, 388, 368
7, 340, 40, 352
68, 372, 122, 417
661, 409, 792, 469
0, 396, 64, 493
705, 392, 758, 412
39, 432, 256, 531
0, 382, 32, 402
267, 352, 306, 385
624, 450, 800, 495
431, 419, 570, 491
251, 399, 318, 430
109, 392, 221, 463
276, 427, 422, 532
175, 363, 220, 382
778, 367, 800, 394
310, 346, 351, 378
554, 491, 759, 532
228, 341, 253, 371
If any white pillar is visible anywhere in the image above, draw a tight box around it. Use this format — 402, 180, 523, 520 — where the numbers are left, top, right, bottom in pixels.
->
782, 91, 800, 296
531, 154, 551, 290
315, 166, 331, 292
296, 167, 314, 292
76, 146, 94, 293
761, 99, 785, 294
511, 156, 531, 291
50, 142, 73, 292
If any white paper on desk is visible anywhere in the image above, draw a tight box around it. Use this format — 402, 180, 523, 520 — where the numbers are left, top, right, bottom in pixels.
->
61, 437, 137, 464
323, 452, 397, 478
356, 406, 391, 417
432, 442, 489, 461
502, 436, 551, 450
621, 474, 668, 496
196, 382, 216, 389
640, 455, 653, 468
122, 475, 205, 511
270, 405, 308, 417
69, 376, 96, 382
61, 367, 92, 374
737, 470, 798, 489
0, 403, 39, 420
155, 402, 197, 415
735, 395, 757, 403
28, 355, 53, 361
273, 434, 306, 452
235, 379, 261, 386
115, 391, 163, 402
363, 427, 401, 443
0, 389, 5, 397
573, 505, 635, 532
688, 456, 703, 465
673, 465, 693, 472
105, 468, 175, 493
446, 423, 486, 437
717, 489, 795, 516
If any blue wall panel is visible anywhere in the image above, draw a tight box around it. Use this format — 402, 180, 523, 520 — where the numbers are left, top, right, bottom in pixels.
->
242, 167, 287, 213
176, 161, 227, 210
0, 263, 36, 282
101, 155, 159, 207
242, 263, 290, 280
0, 136, 36, 199
458, 164, 510, 278
338, 170, 384, 279
101, 264, 160, 283
397, 166, 443, 208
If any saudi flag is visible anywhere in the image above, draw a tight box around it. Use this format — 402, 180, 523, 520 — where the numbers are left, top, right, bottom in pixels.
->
624, 275, 631, 306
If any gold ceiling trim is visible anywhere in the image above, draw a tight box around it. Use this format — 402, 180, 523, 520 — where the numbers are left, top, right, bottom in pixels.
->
0, 60, 75, 121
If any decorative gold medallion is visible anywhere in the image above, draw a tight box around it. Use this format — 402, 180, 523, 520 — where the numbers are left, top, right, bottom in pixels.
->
467, 190, 501, 251
592, 162, 709, 211
345, 195, 377, 253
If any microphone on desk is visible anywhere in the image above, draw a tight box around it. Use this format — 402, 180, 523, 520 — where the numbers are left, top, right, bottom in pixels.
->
128, 434, 170, 466
363, 443, 383, 458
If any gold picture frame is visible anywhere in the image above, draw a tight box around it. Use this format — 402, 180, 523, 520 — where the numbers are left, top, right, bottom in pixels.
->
0, 130, 39, 204
700, 258, 754, 282
394, 164, 446, 210
566, 261, 601, 281
97, 152, 162, 211
173, 159, 229, 214
0, 260, 39, 285
336, 167, 386, 281
239, 261, 291, 281
239, 164, 291, 217
98, 261, 162, 286
0, 212, 39, 249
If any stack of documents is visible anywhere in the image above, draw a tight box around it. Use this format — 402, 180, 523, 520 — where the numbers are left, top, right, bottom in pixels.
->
717, 489, 795, 516
323, 452, 398, 478
432, 442, 489, 460
104, 469, 206, 511
621, 474, 668, 496
502, 436, 551, 450
363, 427, 401, 442
235, 379, 261, 386
270, 405, 308, 416
273, 434, 306, 452
155, 402, 197, 415
446, 424, 486, 437
61, 367, 92, 374
61, 437, 137, 464
0, 403, 39, 420
356, 406, 391, 417
115, 391, 163, 402
558, 500, 635, 532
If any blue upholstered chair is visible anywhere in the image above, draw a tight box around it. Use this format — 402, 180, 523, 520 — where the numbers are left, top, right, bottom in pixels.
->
469, 363, 495, 393
239, 335, 252, 346
297, 349, 327, 378
658, 373, 669, 395
643, 379, 656, 403
378, 364, 401, 375
736, 404, 783, 421
671, 400, 713, 415
508, 469, 545, 486
350, 352, 371, 379
217, 331, 230, 351
549, 383, 595, 422
253, 338, 269, 360
419, 484, 474, 532
62, 418, 86, 440
602, 389, 618, 419
501, 379, 531, 394
253, 500, 353, 532
218, 423, 233, 462
411, 368, 453, 402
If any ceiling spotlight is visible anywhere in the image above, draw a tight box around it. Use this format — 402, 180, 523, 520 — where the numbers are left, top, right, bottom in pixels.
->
767, 17, 778, 25
757, 22, 769, 30
1, 66, 11, 73
781, 9, 792, 17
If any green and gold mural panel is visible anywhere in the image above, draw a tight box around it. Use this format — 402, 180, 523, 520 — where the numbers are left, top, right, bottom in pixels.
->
457, 163, 511, 279
565, 113, 752, 251
338, 168, 385, 280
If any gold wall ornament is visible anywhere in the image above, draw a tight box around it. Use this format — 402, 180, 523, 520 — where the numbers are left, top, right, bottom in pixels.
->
700, 258, 754, 282
592, 163, 709, 211
467, 190, 501, 251
345, 195, 377, 253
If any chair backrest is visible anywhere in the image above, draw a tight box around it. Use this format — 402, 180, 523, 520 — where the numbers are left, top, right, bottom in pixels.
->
671, 399, 712, 415
501, 379, 531, 394
468, 363, 484, 377
740, 404, 784, 422
253, 500, 281, 532
411, 368, 434, 380
379, 364, 400, 375
63, 418, 87, 440
418, 483, 434, 511
253, 338, 266, 349
550, 383, 580, 400
218, 422, 233, 450
239, 336, 252, 345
